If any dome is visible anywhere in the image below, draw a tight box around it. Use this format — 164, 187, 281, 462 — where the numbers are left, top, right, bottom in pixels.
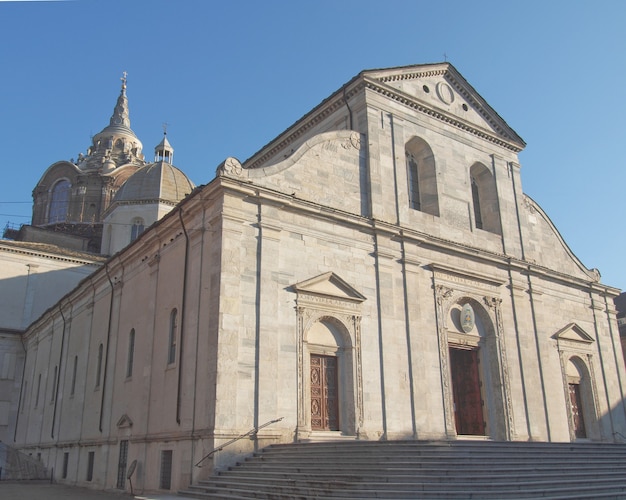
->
112, 162, 195, 205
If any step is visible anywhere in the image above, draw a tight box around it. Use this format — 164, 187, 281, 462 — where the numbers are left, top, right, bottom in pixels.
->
180, 440, 626, 499
205, 469, 626, 487
181, 482, 626, 500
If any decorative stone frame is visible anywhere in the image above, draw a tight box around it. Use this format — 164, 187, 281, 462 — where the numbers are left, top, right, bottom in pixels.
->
293, 273, 365, 440
434, 279, 514, 440
553, 323, 600, 441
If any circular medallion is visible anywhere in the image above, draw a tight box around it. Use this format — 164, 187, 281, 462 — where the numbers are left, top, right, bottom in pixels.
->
461, 303, 475, 333
436, 82, 455, 105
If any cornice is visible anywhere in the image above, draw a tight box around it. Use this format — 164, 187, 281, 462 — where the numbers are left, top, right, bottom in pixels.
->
363, 78, 523, 152
376, 68, 448, 82
246, 84, 364, 170
0, 242, 104, 266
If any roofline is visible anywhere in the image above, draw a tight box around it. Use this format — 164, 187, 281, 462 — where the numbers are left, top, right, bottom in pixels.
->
243, 63, 525, 170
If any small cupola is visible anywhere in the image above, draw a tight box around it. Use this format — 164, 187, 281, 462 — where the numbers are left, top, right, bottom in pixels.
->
154, 132, 174, 164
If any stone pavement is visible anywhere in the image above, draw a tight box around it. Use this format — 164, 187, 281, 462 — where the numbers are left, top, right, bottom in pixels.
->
0, 480, 188, 499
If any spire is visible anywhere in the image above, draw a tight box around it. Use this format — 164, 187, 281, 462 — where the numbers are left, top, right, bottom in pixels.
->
80, 73, 144, 172
109, 71, 131, 128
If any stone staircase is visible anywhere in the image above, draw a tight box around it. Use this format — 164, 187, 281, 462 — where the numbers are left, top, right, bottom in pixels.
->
179, 440, 626, 499
0, 442, 49, 481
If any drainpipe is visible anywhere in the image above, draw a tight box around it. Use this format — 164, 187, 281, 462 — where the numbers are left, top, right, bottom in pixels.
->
51, 302, 67, 438
13, 334, 28, 443
101, 263, 116, 432
177, 208, 190, 425
343, 85, 354, 130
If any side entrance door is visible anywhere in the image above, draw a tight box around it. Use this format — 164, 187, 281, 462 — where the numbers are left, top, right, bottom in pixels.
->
116, 439, 128, 489
569, 383, 587, 438
311, 354, 339, 431
449, 347, 486, 436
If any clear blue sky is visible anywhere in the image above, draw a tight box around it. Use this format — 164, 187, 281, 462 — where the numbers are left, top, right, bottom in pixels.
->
1, 0, 625, 290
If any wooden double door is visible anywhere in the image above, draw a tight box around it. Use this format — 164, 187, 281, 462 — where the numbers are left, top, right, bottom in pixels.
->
449, 347, 486, 436
569, 383, 587, 438
311, 354, 339, 431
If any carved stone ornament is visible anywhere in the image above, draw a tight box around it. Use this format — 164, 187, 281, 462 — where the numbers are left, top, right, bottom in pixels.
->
522, 195, 536, 214
436, 81, 455, 105
342, 131, 361, 150
460, 303, 475, 333
435, 285, 454, 305
222, 157, 243, 176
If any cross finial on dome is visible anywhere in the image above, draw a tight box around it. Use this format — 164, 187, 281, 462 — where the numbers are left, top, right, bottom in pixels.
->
121, 71, 128, 92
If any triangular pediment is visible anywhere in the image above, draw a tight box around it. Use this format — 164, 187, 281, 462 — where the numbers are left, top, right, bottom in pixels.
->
293, 272, 366, 303
552, 323, 594, 344
117, 414, 133, 428
362, 63, 525, 151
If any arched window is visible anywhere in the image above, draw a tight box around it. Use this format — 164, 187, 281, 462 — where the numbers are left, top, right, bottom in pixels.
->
469, 163, 501, 234
405, 137, 439, 216
168, 309, 178, 365
130, 217, 145, 243
471, 177, 483, 229
49, 179, 71, 223
126, 329, 135, 378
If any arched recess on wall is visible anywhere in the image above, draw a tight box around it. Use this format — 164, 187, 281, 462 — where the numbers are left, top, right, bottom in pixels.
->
553, 324, 600, 441
305, 317, 354, 433
405, 136, 439, 216
293, 272, 366, 440
469, 162, 501, 234
434, 284, 513, 441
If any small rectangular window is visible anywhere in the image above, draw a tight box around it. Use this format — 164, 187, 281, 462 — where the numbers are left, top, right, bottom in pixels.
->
160, 450, 173, 490
70, 356, 78, 396
35, 374, 41, 407
95, 344, 103, 388
87, 451, 95, 481
62, 452, 69, 479
168, 310, 177, 365
126, 330, 135, 378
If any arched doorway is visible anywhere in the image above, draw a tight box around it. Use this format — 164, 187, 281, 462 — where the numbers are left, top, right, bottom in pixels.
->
308, 320, 342, 431
294, 272, 365, 439
305, 318, 353, 434
566, 357, 594, 439
553, 324, 599, 441
435, 290, 513, 440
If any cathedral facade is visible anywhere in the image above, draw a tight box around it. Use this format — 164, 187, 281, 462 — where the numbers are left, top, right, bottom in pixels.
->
10, 64, 626, 494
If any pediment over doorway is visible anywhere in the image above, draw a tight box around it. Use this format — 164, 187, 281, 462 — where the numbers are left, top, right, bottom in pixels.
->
293, 272, 366, 303
552, 323, 594, 345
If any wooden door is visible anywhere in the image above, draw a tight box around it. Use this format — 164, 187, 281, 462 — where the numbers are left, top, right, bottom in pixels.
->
449, 347, 486, 436
569, 383, 587, 438
311, 354, 339, 431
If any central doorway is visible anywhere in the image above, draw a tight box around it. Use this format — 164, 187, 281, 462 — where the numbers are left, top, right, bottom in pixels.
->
449, 347, 486, 436
310, 354, 339, 431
